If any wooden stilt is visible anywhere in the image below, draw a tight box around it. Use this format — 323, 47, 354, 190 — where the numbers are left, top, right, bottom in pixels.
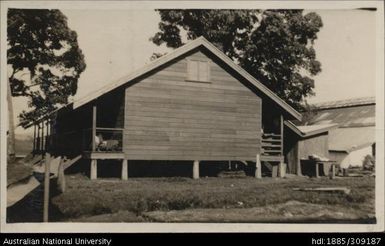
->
43, 153, 51, 222
255, 154, 262, 179
121, 159, 128, 180
90, 159, 97, 180
278, 161, 286, 178
329, 164, 335, 179
271, 165, 278, 178
193, 160, 200, 179
296, 159, 302, 176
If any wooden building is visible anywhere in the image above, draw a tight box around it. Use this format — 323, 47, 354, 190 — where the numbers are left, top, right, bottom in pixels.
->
30, 37, 309, 179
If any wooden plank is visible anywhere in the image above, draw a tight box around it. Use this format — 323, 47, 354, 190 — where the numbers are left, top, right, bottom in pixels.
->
137, 77, 251, 92
124, 126, 260, 135
124, 154, 257, 161
125, 116, 259, 126
85, 152, 125, 159
125, 113, 260, 125
261, 143, 281, 148
292, 187, 351, 195
125, 105, 259, 118
262, 139, 281, 143
260, 155, 284, 162
124, 132, 260, 141
136, 79, 251, 94
125, 119, 259, 131
263, 133, 281, 138
125, 94, 258, 109
124, 110, 260, 122
126, 91, 259, 105
125, 101, 259, 114
128, 81, 254, 96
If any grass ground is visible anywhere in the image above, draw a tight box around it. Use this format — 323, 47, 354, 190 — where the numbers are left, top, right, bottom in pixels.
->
7, 159, 33, 186
52, 174, 375, 223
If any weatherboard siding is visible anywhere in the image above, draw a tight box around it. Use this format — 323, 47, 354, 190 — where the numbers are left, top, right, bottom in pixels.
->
123, 49, 262, 160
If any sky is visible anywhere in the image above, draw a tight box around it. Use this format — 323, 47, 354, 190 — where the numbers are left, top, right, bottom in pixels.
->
11, 9, 377, 135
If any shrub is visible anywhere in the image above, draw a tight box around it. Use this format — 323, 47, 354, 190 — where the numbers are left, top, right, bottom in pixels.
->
363, 155, 375, 171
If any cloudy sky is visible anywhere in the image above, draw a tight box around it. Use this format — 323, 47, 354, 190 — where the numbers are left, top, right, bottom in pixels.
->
11, 8, 377, 134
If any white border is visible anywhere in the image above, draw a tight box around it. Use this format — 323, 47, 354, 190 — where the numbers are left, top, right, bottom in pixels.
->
1, 0, 384, 233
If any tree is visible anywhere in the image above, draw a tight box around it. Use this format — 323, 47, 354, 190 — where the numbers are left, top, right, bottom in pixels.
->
151, 10, 322, 108
7, 9, 86, 160
7, 9, 86, 128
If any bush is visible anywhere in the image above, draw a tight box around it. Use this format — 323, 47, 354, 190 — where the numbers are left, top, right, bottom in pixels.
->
363, 155, 375, 171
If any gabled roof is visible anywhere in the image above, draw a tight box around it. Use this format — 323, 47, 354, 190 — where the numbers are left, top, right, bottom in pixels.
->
285, 120, 338, 138
73, 37, 302, 120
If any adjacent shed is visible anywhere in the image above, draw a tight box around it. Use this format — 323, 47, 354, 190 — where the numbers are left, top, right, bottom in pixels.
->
284, 121, 338, 176
309, 97, 376, 169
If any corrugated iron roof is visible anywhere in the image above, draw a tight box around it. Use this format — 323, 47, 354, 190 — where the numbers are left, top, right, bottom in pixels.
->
305, 97, 376, 152
328, 127, 375, 152
296, 124, 338, 135
309, 104, 375, 127
313, 97, 375, 110
285, 121, 337, 138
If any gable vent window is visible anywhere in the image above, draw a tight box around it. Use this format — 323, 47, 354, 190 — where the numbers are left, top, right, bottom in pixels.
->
187, 60, 210, 82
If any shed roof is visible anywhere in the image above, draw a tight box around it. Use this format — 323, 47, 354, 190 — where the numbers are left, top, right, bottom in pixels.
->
285, 121, 337, 138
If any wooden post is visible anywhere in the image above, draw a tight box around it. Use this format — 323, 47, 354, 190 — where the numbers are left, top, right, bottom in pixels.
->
279, 163, 284, 177
255, 154, 262, 179
92, 104, 97, 151
121, 159, 128, 180
90, 159, 97, 180
57, 157, 66, 193
43, 153, 51, 222
329, 164, 335, 179
315, 162, 319, 178
193, 160, 199, 179
271, 165, 278, 178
